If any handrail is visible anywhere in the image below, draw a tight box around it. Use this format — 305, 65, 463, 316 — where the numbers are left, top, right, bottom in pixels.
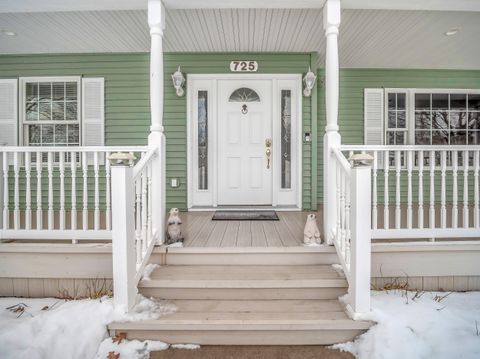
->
0, 146, 148, 152
132, 149, 157, 180
332, 148, 352, 176
341, 144, 480, 151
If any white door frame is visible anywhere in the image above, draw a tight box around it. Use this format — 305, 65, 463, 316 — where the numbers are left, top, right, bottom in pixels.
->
187, 73, 302, 209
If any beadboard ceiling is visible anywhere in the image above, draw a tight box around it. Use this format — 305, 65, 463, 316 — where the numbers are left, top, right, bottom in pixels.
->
0, 8, 479, 69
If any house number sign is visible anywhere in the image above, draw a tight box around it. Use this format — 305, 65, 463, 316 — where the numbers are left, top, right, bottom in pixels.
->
230, 60, 258, 72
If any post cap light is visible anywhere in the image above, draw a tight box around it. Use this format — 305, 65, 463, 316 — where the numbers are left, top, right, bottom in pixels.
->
171, 66, 186, 97
303, 67, 317, 97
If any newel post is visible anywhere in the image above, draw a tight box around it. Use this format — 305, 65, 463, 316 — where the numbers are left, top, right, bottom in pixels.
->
148, 0, 166, 245
323, 0, 341, 245
348, 160, 372, 316
110, 153, 137, 313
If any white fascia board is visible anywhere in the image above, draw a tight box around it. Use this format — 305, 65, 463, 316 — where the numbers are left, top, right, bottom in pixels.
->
3, 0, 479, 13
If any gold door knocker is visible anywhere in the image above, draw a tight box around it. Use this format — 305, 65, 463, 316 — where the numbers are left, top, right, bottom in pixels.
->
265, 138, 272, 169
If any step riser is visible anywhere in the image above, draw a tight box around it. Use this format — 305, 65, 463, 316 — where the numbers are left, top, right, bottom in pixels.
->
140, 287, 347, 300
114, 329, 365, 345
160, 253, 339, 266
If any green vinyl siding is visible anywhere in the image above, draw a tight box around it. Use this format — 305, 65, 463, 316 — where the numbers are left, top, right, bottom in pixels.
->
316, 69, 480, 204
0, 52, 316, 211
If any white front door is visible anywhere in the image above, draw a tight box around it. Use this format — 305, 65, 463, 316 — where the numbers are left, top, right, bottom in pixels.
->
217, 80, 273, 205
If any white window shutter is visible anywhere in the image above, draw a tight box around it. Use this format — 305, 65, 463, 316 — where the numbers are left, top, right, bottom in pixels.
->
364, 88, 384, 168
82, 78, 105, 164
0, 79, 18, 148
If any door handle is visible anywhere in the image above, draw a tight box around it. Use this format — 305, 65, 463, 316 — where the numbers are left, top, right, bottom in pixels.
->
265, 138, 272, 169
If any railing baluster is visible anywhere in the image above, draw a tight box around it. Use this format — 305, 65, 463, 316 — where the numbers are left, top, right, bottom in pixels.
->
429, 150, 435, 229
336, 164, 341, 240
105, 151, 112, 231
94, 152, 100, 231
372, 151, 378, 230
340, 170, 346, 256
463, 150, 469, 228
141, 168, 148, 253
59, 152, 65, 230
452, 150, 458, 228
47, 152, 54, 230
395, 150, 401, 229
82, 152, 88, 230
147, 163, 153, 244
406, 150, 413, 229
25, 152, 32, 230
345, 168, 351, 269
13, 152, 20, 230
135, 177, 142, 265
3, 152, 9, 230
440, 151, 447, 229
36, 152, 42, 230
474, 150, 479, 228
71, 151, 77, 232
383, 150, 389, 229
418, 150, 424, 229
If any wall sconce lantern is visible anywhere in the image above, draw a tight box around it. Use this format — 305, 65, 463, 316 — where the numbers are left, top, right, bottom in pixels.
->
171, 66, 186, 97
303, 67, 317, 97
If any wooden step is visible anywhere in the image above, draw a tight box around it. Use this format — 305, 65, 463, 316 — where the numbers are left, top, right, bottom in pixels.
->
109, 299, 371, 345
139, 265, 347, 300
157, 246, 339, 266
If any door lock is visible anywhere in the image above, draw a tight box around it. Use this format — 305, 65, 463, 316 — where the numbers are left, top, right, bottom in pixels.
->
265, 138, 272, 169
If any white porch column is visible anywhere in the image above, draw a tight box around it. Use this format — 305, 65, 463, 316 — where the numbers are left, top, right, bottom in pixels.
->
323, 0, 341, 245
148, 0, 166, 244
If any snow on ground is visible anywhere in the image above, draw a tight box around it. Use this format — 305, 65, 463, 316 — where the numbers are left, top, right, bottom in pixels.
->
142, 264, 160, 281
335, 290, 480, 359
0, 295, 180, 359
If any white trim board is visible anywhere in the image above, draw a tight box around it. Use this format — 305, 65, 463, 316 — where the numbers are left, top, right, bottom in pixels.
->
187, 74, 303, 210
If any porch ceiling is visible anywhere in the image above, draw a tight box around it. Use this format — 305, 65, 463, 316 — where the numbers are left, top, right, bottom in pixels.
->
0, 7, 479, 69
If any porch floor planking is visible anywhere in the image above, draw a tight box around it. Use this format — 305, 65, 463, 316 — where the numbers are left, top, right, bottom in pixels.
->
181, 211, 316, 248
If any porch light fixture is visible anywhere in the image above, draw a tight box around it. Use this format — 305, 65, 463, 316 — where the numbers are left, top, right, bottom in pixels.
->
303, 67, 316, 97
171, 66, 186, 97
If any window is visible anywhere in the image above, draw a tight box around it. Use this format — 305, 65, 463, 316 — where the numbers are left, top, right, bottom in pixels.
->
228, 87, 260, 102
21, 77, 81, 147
281, 90, 292, 189
198, 91, 208, 190
385, 89, 480, 146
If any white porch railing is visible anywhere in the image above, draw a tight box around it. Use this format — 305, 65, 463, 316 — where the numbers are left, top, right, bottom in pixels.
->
110, 147, 163, 312
331, 148, 372, 316
341, 145, 480, 241
0, 146, 148, 242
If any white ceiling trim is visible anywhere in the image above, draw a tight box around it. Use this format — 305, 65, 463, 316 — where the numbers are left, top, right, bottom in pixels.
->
1, 0, 479, 13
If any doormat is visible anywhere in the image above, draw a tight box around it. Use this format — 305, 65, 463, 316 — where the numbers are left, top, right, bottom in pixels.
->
212, 210, 279, 221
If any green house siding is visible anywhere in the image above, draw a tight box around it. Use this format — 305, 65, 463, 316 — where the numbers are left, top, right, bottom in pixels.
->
316, 69, 480, 205
0, 52, 316, 211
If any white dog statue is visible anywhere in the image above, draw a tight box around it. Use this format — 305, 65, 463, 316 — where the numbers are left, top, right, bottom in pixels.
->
303, 213, 322, 246
166, 208, 184, 245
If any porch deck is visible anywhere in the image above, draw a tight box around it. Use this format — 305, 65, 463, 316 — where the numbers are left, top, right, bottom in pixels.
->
180, 211, 320, 247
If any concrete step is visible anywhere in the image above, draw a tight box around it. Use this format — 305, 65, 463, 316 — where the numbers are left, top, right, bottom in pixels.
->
108, 299, 371, 345
139, 265, 347, 300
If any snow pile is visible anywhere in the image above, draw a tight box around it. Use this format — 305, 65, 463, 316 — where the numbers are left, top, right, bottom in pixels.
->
142, 264, 159, 281
171, 344, 201, 350
0, 295, 176, 359
95, 338, 169, 359
335, 290, 480, 359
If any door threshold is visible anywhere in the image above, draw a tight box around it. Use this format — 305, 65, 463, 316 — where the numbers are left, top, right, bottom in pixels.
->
188, 206, 301, 212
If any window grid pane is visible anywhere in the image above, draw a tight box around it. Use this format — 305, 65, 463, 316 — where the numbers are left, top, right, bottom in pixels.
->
24, 80, 80, 148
